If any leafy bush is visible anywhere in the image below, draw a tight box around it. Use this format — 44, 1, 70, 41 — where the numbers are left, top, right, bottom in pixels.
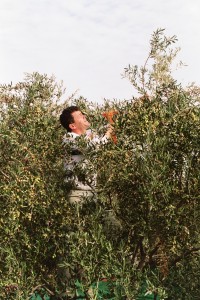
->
0, 73, 74, 298
0, 30, 199, 299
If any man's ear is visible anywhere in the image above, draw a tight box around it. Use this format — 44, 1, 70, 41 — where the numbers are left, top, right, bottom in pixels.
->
69, 123, 76, 130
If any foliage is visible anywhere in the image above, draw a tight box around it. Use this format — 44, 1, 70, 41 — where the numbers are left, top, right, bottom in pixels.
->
123, 28, 184, 95
0, 73, 74, 299
0, 30, 200, 299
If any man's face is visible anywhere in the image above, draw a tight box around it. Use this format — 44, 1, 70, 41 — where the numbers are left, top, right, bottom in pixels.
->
70, 110, 90, 134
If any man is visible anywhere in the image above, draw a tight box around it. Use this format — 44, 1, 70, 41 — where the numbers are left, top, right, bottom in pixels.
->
60, 106, 111, 204
60, 106, 90, 135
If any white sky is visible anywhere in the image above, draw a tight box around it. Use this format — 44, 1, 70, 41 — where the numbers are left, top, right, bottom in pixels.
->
0, 0, 200, 103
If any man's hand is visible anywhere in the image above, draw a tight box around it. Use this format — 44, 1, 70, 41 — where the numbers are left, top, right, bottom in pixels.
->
105, 124, 114, 139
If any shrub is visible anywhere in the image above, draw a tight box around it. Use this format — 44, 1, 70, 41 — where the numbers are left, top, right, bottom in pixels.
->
0, 30, 199, 299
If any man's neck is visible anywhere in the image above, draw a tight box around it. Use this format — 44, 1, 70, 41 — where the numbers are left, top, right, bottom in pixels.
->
72, 129, 86, 135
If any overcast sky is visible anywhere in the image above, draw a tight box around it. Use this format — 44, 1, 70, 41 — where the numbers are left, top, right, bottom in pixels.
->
0, 0, 200, 103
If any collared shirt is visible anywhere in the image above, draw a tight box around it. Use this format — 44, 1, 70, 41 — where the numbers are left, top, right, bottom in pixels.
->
63, 130, 107, 190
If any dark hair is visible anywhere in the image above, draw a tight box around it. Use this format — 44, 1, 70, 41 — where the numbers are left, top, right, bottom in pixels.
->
60, 106, 80, 132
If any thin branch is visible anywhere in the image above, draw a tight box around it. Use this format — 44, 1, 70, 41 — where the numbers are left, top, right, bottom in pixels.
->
137, 238, 147, 270
171, 247, 200, 266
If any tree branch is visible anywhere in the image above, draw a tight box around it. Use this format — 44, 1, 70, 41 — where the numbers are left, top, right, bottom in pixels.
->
171, 247, 200, 266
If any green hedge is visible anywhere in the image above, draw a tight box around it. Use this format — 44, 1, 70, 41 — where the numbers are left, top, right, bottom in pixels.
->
0, 30, 200, 299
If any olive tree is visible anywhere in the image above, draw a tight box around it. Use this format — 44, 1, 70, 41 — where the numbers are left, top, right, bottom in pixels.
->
63, 29, 200, 299
0, 29, 199, 300
0, 73, 75, 299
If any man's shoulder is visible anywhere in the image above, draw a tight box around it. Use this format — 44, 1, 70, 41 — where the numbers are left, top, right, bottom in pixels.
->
63, 132, 80, 144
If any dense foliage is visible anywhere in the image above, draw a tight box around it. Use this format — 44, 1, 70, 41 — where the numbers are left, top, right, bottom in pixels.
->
0, 30, 199, 299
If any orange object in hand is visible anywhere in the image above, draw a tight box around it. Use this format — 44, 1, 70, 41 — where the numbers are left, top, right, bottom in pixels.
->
102, 110, 118, 143
102, 110, 118, 124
